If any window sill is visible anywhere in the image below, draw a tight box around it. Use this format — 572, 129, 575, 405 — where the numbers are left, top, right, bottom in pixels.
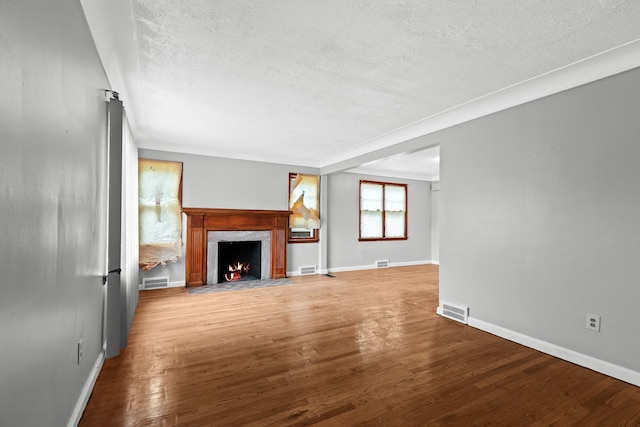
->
358, 237, 408, 242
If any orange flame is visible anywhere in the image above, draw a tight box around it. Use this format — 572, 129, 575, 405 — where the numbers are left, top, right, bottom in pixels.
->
225, 261, 250, 281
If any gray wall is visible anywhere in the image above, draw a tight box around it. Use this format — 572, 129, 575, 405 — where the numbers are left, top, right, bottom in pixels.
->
0, 1, 110, 425
439, 68, 640, 374
327, 172, 432, 270
138, 149, 321, 280
138, 151, 434, 281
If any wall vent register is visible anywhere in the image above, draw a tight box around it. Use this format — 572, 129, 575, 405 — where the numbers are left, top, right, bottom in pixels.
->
441, 302, 469, 324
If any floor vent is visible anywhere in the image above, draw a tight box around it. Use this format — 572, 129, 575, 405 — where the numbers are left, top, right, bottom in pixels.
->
375, 259, 390, 268
299, 265, 317, 275
441, 302, 469, 324
141, 276, 170, 290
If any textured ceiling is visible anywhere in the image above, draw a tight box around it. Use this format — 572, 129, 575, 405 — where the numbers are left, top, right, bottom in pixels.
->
85, 0, 640, 178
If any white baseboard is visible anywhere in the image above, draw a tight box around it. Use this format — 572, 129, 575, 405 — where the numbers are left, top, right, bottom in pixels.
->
391, 260, 434, 268
464, 316, 640, 388
287, 269, 330, 277
287, 269, 311, 277
138, 280, 185, 290
67, 348, 105, 427
329, 260, 433, 274
327, 264, 374, 273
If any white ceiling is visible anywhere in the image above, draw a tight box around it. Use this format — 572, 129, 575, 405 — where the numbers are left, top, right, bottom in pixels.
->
82, 1, 640, 181
348, 146, 440, 181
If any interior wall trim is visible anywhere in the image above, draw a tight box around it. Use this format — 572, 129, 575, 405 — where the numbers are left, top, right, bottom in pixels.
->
326, 260, 434, 274
462, 316, 640, 388
137, 280, 186, 291
67, 349, 106, 427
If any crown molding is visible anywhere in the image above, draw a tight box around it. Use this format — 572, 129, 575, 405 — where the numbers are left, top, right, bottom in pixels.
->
137, 140, 322, 170
320, 38, 640, 174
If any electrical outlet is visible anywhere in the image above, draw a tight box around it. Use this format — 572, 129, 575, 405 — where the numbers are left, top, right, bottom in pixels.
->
586, 314, 601, 332
77, 339, 84, 364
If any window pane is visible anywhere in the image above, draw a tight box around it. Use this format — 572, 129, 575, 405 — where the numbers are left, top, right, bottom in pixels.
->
360, 183, 383, 211
361, 210, 383, 238
289, 173, 320, 231
384, 185, 405, 212
360, 180, 407, 240
385, 211, 405, 238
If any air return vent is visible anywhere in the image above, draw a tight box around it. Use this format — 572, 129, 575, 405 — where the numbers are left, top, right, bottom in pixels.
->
299, 265, 317, 275
375, 259, 389, 268
440, 302, 469, 324
141, 276, 170, 290
291, 229, 313, 239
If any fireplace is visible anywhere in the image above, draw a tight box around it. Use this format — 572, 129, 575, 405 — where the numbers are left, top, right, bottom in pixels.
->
183, 208, 290, 287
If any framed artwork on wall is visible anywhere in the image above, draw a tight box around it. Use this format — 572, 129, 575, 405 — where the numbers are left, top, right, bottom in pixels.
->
288, 173, 320, 243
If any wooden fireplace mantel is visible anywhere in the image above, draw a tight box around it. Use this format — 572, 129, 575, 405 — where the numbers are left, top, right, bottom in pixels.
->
183, 208, 290, 287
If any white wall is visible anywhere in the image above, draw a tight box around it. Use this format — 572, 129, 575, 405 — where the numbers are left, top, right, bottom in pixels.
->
439, 68, 640, 380
138, 149, 321, 280
327, 172, 432, 271
430, 182, 440, 264
0, 1, 110, 425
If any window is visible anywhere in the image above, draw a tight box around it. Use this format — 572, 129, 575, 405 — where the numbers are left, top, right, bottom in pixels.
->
288, 173, 320, 243
138, 159, 183, 270
359, 180, 407, 241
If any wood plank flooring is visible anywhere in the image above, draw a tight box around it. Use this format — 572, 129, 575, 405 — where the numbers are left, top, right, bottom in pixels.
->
80, 265, 640, 426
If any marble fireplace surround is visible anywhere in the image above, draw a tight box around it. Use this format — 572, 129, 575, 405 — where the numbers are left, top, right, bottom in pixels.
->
183, 208, 290, 287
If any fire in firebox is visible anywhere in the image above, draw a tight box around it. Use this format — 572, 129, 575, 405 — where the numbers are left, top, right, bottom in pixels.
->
225, 261, 251, 282
217, 240, 261, 283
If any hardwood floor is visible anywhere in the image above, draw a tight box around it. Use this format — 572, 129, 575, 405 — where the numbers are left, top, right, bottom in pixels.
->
80, 265, 640, 426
